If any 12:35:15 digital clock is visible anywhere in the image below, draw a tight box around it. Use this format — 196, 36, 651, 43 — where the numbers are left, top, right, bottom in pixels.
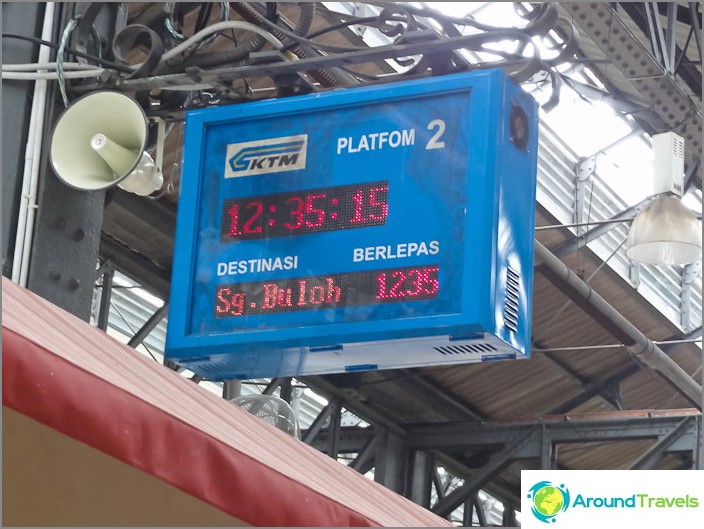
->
220, 181, 389, 242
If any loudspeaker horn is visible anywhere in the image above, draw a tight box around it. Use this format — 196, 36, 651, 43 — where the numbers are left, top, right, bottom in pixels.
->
50, 91, 163, 195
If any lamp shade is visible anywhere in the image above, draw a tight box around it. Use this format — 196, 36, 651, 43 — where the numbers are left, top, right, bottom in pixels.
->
626, 196, 702, 265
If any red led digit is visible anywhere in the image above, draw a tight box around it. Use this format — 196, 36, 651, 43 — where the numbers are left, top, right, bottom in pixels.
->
304, 193, 326, 227
242, 201, 264, 234
387, 271, 406, 298
368, 184, 389, 221
284, 196, 304, 229
407, 269, 423, 297
376, 272, 387, 299
421, 266, 439, 295
226, 204, 241, 237
350, 184, 389, 224
350, 189, 365, 224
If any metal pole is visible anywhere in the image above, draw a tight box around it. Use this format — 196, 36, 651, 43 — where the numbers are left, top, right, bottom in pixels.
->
96, 263, 114, 330
127, 303, 169, 348
689, 3, 703, 66
223, 380, 242, 400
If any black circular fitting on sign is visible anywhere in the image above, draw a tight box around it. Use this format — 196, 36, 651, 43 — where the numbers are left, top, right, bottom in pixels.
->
510, 106, 530, 151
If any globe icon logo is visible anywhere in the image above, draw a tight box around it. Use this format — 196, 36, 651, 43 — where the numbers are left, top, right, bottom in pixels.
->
527, 481, 570, 523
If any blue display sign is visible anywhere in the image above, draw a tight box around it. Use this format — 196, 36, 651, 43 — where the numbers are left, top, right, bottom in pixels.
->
166, 70, 538, 380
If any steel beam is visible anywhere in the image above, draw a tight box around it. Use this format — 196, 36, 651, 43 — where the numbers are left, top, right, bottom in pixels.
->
574, 157, 596, 236
279, 378, 293, 403
327, 400, 342, 459
563, 3, 702, 187
629, 416, 696, 469
262, 377, 284, 396
540, 423, 555, 470
644, 2, 664, 64
541, 348, 623, 411
665, 3, 678, 76
374, 428, 407, 494
301, 399, 337, 444
696, 415, 703, 470
690, 3, 703, 65
395, 369, 486, 421
473, 493, 488, 527
96, 261, 115, 331
408, 410, 700, 454
433, 470, 448, 500
302, 376, 407, 437
23, 4, 117, 321
462, 496, 475, 527
431, 427, 539, 518
409, 450, 434, 508
350, 428, 382, 474
27, 117, 106, 320
620, 2, 702, 105
126, 303, 169, 348
502, 502, 517, 526
309, 410, 700, 466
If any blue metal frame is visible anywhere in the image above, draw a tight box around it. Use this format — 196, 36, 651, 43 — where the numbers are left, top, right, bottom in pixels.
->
166, 70, 538, 379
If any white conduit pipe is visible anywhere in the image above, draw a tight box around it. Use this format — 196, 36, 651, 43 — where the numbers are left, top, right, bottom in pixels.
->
11, 2, 55, 286
2, 69, 104, 80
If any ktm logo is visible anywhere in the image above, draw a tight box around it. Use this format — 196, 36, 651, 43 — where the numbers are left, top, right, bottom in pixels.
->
225, 135, 307, 177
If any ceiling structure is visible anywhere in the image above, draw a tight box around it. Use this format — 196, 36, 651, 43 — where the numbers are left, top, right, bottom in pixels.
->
3, 2, 702, 525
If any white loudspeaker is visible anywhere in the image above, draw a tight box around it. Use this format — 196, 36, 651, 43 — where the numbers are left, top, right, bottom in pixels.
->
50, 91, 163, 196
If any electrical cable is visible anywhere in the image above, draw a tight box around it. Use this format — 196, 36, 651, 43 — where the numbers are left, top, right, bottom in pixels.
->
2, 33, 133, 72
194, 2, 215, 35
164, 1, 186, 42
179, 3, 283, 69
165, 1, 229, 51
57, 17, 82, 107
159, 20, 284, 62
273, 4, 560, 93
3, 61, 105, 71
1, 70, 104, 80
534, 338, 702, 353
304, 15, 382, 41
237, 7, 372, 53
3, 4, 567, 109
367, 0, 549, 35
231, 2, 354, 88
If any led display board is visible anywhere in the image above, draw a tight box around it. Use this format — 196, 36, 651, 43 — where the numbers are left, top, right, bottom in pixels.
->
166, 70, 538, 380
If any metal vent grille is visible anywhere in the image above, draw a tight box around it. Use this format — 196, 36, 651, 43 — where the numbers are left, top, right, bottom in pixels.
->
434, 343, 498, 355
504, 267, 520, 333
188, 361, 227, 376
673, 136, 684, 159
